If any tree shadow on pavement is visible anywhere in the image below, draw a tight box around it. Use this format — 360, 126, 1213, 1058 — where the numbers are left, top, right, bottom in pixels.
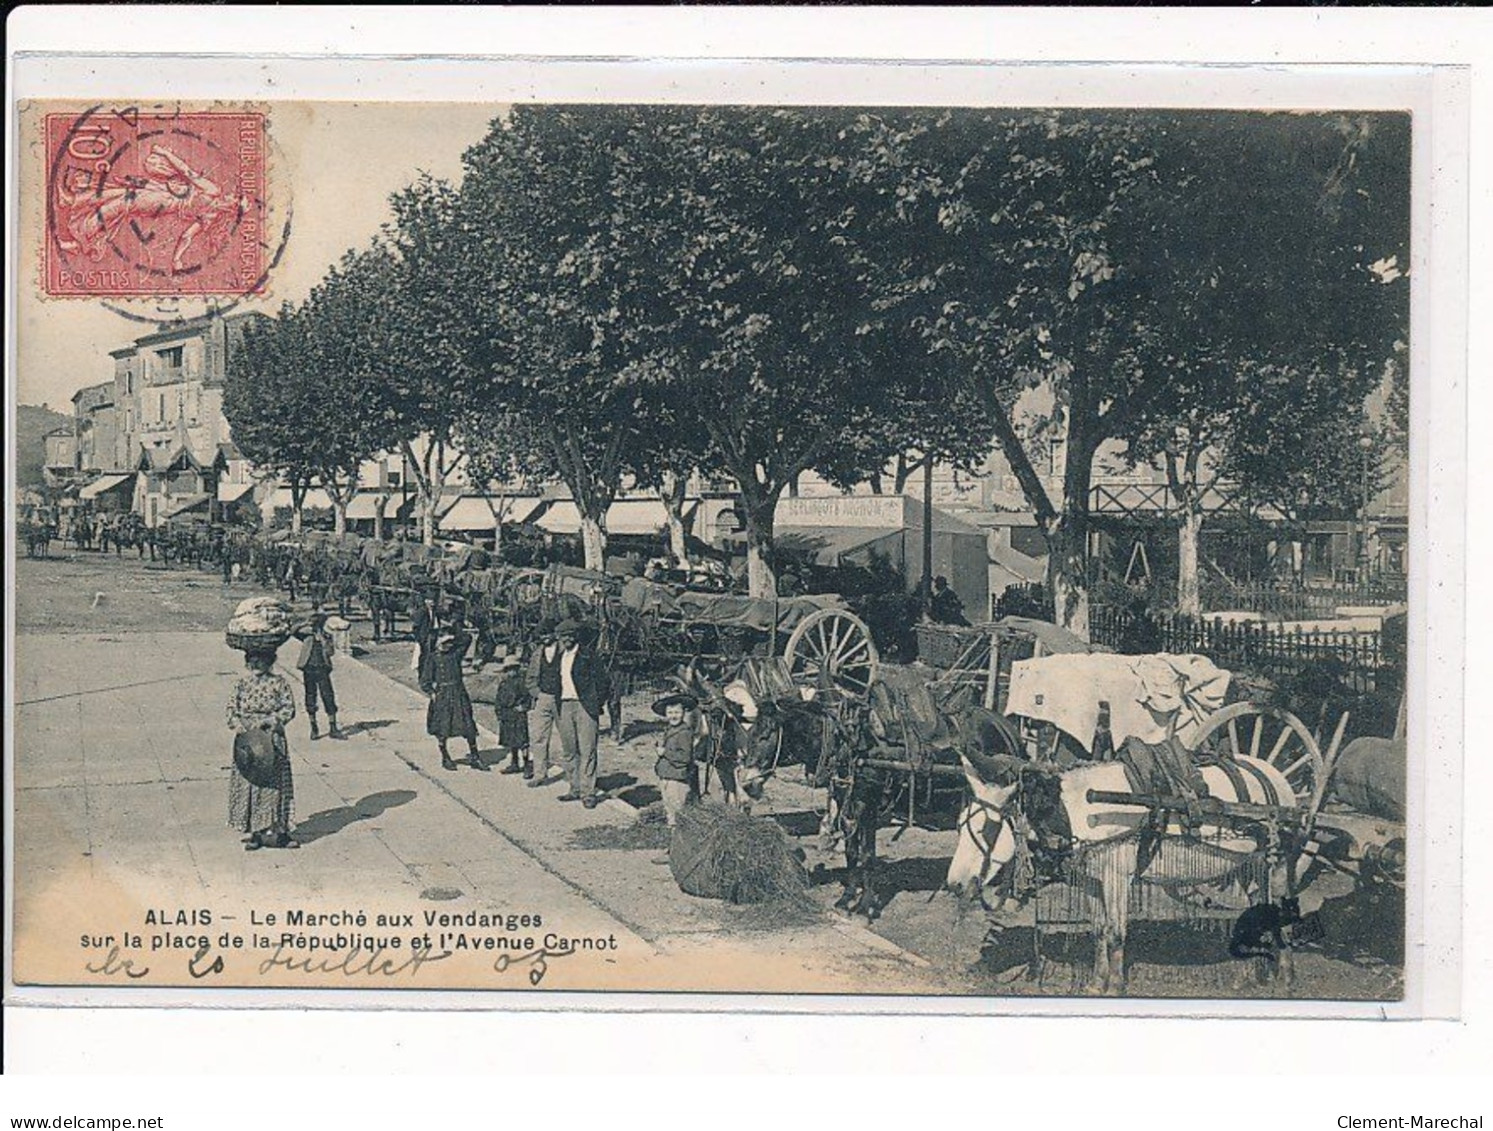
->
334, 719, 397, 739
293, 790, 417, 844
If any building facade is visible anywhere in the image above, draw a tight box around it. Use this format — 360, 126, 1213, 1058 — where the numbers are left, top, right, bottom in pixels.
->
70, 381, 118, 473
104, 309, 263, 525
42, 427, 79, 488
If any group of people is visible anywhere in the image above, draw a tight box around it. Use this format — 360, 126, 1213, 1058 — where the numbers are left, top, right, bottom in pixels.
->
411, 606, 611, 810
221, 593, 716, 854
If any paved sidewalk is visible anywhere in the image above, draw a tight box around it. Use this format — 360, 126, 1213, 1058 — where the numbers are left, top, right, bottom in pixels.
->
13, 629, 949, 995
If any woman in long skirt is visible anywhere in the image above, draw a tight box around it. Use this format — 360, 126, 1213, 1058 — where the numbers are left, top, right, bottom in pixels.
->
422, 628, 483, 772
226, 648, 299, 850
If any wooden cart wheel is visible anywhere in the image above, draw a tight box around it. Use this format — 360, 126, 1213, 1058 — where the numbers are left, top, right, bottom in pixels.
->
784, 608, 880, 701
1184, 702, 1324, 808
1187, 702, 1332, 885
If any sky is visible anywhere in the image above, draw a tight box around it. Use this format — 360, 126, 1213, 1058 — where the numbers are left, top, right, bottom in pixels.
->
16, 102, 501, 409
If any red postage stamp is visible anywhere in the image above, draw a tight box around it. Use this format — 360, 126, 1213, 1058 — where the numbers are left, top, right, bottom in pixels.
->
44, 107, 269, 298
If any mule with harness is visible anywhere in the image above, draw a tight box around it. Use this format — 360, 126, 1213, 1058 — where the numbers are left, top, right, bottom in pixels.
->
944, 652, 1321, 993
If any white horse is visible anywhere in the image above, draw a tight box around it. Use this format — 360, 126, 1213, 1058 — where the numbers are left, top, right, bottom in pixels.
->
948, 754, 1298, 993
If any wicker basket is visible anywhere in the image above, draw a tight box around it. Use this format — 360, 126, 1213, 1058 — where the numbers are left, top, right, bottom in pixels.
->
915, 623, 983, 670
226, 629, 290, 653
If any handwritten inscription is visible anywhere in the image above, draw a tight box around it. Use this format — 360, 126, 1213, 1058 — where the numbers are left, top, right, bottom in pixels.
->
257, 941, 452, 979
84, 945, 150, 979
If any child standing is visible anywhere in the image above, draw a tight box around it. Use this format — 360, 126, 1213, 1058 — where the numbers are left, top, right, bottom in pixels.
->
494, 655, 533, 777
296, 611, 341, 741
652, 692, 700, 827
422, 627, 482, 772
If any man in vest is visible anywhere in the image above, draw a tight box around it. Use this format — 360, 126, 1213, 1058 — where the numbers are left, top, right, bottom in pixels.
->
554, 618, 609, 808
525, 617, 563, 788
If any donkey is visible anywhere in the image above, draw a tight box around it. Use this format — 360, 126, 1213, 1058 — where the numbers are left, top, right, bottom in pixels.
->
948, 752, 1298, 994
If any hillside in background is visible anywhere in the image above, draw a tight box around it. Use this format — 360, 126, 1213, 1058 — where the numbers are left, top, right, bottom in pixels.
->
14, 404, 72, 487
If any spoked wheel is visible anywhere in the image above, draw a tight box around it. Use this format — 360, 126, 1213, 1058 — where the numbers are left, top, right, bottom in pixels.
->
1186, 702, 1324, 808
1186, 702, 1327, 882
784, 608, 880, 701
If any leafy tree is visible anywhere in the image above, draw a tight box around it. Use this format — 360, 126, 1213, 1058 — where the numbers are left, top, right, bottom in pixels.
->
623, 106, 926, 596
225, 306, 322, 533
1100, 113, 1410, 613
850, 109, 1409, 633
417, 108, 674, 570
452, 408, 551, 556
225, 293, 386, 536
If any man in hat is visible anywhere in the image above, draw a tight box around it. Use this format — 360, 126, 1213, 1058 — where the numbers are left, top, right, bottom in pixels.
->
554, 618, 609, 808
652, 692, 700, 831
525, 617, 563, 788
296, 611, 342, 740
929, 575, 969, 626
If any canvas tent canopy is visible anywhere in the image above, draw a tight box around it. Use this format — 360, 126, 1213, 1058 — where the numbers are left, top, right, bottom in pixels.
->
774, 494, 989, 620
161, 492, 211, 519
266, 487, 335, 511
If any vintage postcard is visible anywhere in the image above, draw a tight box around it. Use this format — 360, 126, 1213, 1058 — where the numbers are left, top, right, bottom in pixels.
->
6, 67, 1452, 1012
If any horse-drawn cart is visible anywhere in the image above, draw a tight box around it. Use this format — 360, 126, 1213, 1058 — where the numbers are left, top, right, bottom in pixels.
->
938, 647, 1349, 992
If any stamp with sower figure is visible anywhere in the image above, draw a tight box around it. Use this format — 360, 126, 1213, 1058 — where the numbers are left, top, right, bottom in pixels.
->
44, 106, 269, 298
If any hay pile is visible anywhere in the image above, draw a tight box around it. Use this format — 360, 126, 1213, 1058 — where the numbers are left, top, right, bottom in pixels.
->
669, 800, 809, 904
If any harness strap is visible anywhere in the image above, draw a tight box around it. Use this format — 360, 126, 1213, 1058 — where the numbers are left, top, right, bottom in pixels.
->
1214, 757, 1251, 802
1235, 757, 1282, 808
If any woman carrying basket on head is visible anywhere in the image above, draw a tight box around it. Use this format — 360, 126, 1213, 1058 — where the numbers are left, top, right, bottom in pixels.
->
226, 646, 299, 851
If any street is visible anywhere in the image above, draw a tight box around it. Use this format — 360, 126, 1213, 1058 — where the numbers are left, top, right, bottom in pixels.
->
11, 553, 958, 995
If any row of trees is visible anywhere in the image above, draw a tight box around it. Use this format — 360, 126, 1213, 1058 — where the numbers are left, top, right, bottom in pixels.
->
225, 106, 1409, 631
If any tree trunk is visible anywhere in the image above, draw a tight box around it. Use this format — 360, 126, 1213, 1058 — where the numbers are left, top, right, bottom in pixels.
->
921, 456, 934, 617
742, 494, 777, 599
420, 441, 446, 548
579, 512, 607, 572
1049, 416, 1098, 638
1046, 518, 1089, 639
421, 469, 439, 546
289, 481, 306, 535
659, 471, 690, 568
333, 501, 347, 537
895, 451, 921, 496
1177, 505, 1203, 618
484, 496, 510, 558
374, 494, 386, 542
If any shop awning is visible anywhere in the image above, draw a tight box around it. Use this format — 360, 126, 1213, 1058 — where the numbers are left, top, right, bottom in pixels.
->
346, 493, 392, 521
79, 473, 134, 501
267, 487, 334, 511
534, 498, 689, 537
438, 495, 545, 532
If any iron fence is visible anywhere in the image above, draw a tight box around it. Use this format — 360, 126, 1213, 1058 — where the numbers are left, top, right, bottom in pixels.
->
1090, 608, 1391, 694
